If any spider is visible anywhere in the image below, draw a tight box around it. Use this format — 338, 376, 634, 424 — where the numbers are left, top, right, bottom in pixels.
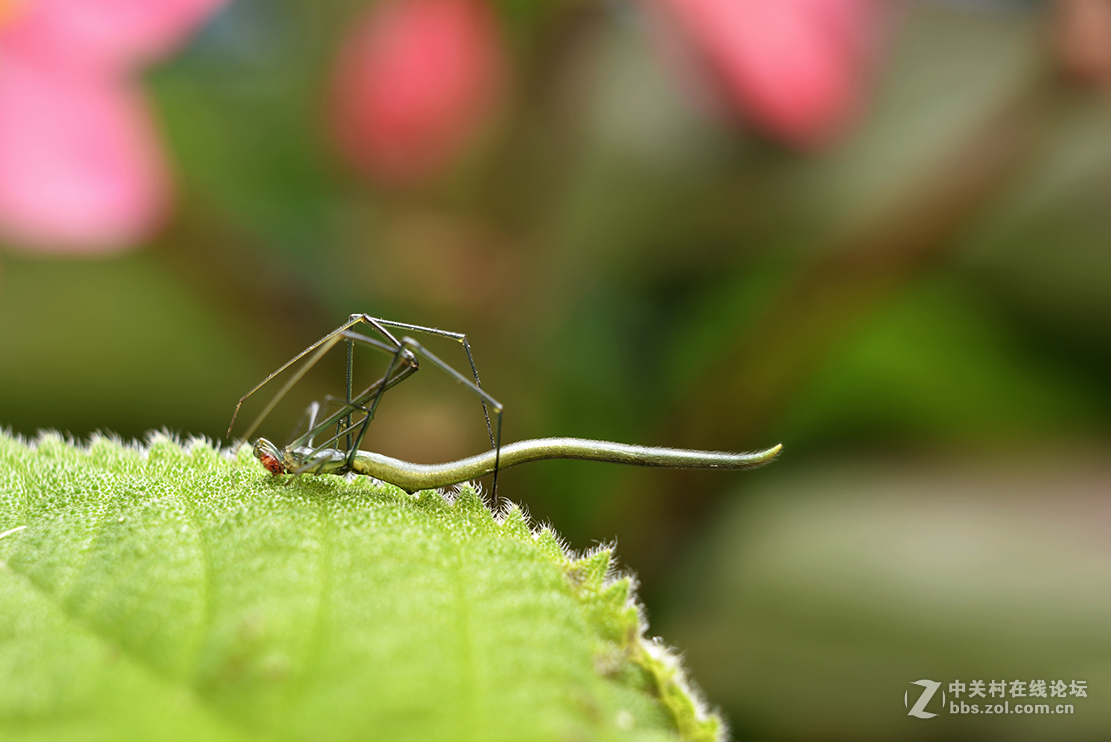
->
229, 314, 781, 506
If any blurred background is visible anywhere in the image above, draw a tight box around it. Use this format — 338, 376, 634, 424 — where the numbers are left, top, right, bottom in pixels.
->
1, 0, 1110, 737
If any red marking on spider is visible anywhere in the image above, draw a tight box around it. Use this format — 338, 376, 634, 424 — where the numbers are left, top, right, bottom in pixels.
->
259, 453, 285, 475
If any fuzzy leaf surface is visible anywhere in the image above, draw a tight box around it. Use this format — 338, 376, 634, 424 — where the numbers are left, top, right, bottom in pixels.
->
0, 432, 719, 742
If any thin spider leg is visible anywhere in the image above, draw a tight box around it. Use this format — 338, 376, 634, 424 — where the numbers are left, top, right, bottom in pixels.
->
302, 397, 372, 453
233, 336, 343, 446
289, 317, 496, 458
286, 368, 414, 451
234, 315, 493, 450
349, 316, 496, 453
306, 401, 320, 446
350, 333, 411, 428
285, 331, 419, 451
343, 336, 506, 504
337, 312, 402, 450
292, 447, 344, 476
228, 314, 378, 439
288, 400, 323, 449
349, 313, 405, 348
344, 334, 354, 452
343, 341, 410, 471
232, 324, 405, 446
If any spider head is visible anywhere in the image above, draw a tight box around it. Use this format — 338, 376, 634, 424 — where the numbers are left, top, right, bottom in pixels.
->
253, 437, 288, 475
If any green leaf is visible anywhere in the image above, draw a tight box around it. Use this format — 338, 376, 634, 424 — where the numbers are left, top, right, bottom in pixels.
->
0, 431, 720, 742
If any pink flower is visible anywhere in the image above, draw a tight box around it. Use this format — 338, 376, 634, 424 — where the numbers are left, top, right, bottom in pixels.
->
330, 0, 506, 186
653, 0, 893, 148
1054, 0, 1111, 88
0, 0, 227, 253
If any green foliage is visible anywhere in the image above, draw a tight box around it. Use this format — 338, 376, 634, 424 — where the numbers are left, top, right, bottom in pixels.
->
781, 278, 1106, 445
0, 431, 719, 742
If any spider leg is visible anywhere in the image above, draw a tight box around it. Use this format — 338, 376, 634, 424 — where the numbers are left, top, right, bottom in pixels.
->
344, 332, 354, 451
350, 336, 505, 505
342, 339, 410, 471
285, 330, 418, 451
300, 396, 373, 454
291, 447, 344, 476
343, 317, 501, 505
284, 315, 414, 453
287, 399, 323, 449
354, 317, 496, 453
229, 314, 385, 443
